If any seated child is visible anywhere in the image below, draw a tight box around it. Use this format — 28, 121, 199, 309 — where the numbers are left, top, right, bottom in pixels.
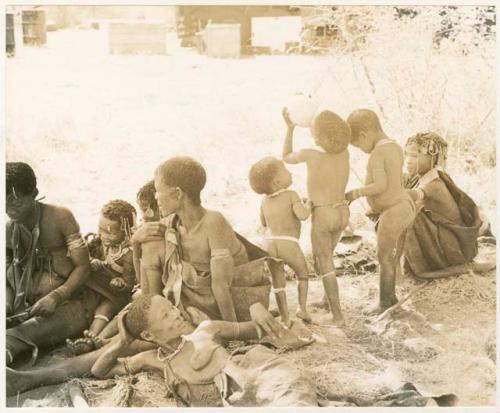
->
249, 156, 313, 322
67, 200, 136, 354
133, 180, 161, 288
282, 108, 351, 326
345, 109, 416, 315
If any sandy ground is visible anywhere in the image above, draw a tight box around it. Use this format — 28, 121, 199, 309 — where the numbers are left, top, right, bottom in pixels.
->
5, 27, 496, 407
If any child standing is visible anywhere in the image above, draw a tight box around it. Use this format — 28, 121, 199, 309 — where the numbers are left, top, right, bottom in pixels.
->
249, 156, 313, 322
282, 109, 351, 326
346, 109, 416, 314
67, 200, 136, 354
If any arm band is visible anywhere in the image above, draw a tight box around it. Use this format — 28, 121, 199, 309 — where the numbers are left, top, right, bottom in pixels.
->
66, 232, 86, 251
211, 249, 231, 259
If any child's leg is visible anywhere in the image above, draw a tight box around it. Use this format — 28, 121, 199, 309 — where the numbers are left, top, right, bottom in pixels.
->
67, 299, 118, 355
89, 299, 118, 337
272, 240, 312, 323
369, 202, 415, 314
311, 206, 349, 325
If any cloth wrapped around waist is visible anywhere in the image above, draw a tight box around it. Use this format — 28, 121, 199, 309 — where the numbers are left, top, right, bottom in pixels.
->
178, 258, 273, 322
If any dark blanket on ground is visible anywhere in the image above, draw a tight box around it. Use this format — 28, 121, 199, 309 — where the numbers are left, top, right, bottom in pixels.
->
404, 170, 481, 277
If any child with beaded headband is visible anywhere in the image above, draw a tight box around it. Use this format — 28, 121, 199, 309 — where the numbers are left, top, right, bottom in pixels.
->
67, 200, 137, 355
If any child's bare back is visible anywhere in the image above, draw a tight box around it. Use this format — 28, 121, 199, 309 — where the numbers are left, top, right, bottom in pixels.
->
281, 108, 351, 325
300, 148, 349, 208
261, 190, 307, 238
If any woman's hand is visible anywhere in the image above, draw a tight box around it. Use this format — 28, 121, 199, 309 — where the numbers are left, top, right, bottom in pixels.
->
117, 311, 135, 346
250, 302, 286, 340
131, 222, 166, 244
30, 293, 59, 317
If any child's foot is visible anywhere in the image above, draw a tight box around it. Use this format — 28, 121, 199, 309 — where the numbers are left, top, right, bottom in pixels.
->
66, 337, 95, 355
66, 330, 99, 355
315, 313, 346, 328
296, 308, 312, 323
363, 300, 397, 316
310, 298, 329, 310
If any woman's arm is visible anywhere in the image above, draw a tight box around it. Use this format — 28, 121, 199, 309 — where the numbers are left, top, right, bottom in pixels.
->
207, 213, 238, 322
140, 239, 165, 295
31, 208, 90, 317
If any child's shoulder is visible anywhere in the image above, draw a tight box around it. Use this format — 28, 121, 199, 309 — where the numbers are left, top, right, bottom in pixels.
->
265, 189, 298, 202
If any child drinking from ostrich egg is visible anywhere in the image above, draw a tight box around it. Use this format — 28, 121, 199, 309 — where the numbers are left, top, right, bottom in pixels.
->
282, 101, 351, 327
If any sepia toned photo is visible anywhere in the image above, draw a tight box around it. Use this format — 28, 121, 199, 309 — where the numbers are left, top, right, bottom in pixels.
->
3, 2, 497, 409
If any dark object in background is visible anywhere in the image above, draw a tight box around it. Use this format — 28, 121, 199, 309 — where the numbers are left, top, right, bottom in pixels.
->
6, 13, 15, 56
22, 10, 47, 46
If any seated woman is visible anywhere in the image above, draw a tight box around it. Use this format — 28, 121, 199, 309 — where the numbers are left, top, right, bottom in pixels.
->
403, 132, 495, 279
137, 156, 291, 326
7, 294, 312, 406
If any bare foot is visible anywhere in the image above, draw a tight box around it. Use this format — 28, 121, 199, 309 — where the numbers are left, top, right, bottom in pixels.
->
66, 330, 97, 355
363, 300, 396, 316
296, 308, 312, 323
310, 297, 329, 310
472, 260, 496, 273
315, 313, 345, 328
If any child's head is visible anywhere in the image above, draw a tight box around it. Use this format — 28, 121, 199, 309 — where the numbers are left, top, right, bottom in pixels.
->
347, 109, 384, 153
249, 157, 292, 195
404, 132, 448, 176
137, 180, 160, 222
99, 200, 136, 247
310, 111, 350, 154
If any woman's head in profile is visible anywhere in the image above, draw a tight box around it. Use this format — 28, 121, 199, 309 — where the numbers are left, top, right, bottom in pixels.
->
154, 157, 207, 217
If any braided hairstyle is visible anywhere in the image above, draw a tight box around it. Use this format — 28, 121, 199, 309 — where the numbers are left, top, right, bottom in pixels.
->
248, 156, 282, 195
312, 111, 351, 154
405, 132, 448, 169
101, 200, 136, 240
6, 162, 38, 197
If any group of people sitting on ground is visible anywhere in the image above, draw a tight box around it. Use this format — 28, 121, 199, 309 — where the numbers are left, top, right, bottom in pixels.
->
5, 107, 493, 406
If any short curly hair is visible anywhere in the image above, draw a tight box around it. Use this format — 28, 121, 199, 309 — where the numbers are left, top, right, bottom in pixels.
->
312, 111, 351, 153
346, 109, 383, 143
124, 293, 154, 339
137, 180, 158, 211
101, 200, 136, 225
248, 156, 282, 195
6, 162, 38, 197
155, 157, 206, 206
